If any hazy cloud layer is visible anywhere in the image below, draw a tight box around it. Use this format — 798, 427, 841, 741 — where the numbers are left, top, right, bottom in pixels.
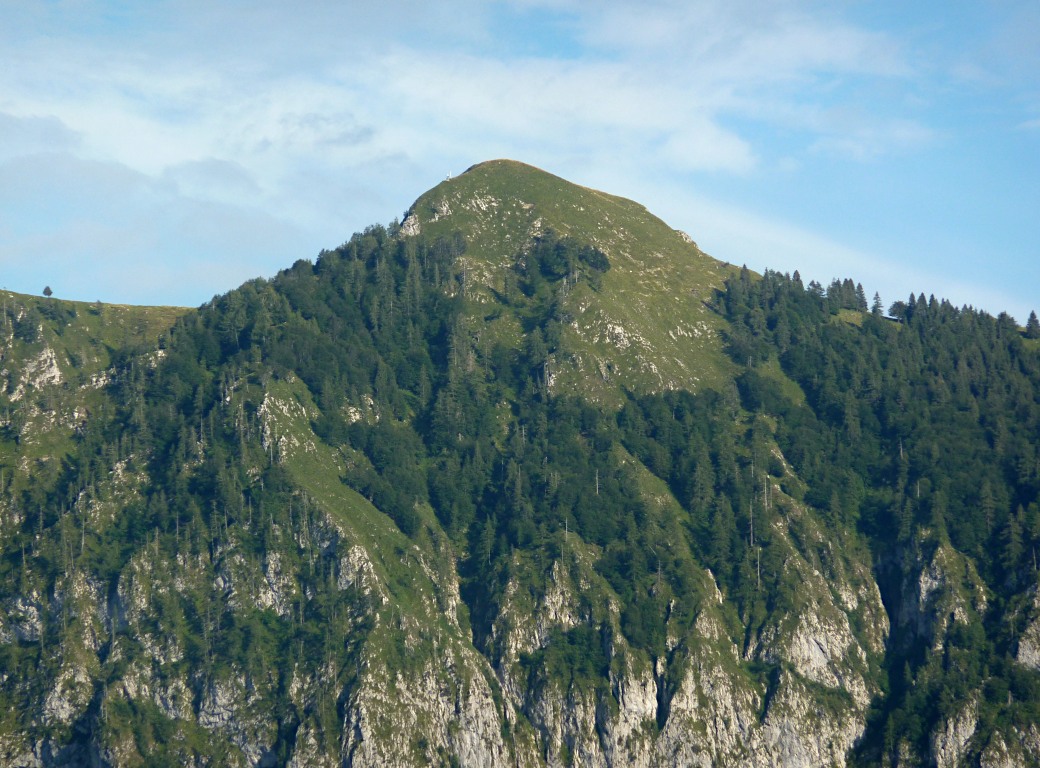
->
0, 0, 1036, 318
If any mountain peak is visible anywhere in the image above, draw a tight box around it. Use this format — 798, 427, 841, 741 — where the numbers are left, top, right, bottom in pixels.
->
405, 158, 658, 241
461, 157, 552, 175
401, 159, 737, 402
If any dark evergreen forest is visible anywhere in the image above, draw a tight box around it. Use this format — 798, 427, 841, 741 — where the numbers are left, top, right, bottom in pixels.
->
2, 222, 1039, 762
723, 268, 1040, 761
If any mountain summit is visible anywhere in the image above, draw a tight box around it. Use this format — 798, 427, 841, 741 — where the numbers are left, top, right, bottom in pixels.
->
401, 159, 736, 401
1, 163, 1040, 767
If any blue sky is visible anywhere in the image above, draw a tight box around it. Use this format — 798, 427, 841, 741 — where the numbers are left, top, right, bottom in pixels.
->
1, 1, 1037, 321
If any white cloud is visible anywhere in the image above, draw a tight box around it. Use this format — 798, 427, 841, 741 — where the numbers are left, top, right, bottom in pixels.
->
661, 121, 757, 173
360, 51, 753, 172
0, 0, 1033, 317
576, 0, 907, 78
0, 0, 917, 185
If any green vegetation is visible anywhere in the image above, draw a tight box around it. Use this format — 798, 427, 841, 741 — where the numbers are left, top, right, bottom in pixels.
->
720, 268, 1040, 763
1, 162, 1039, 765
408, 159, 739, 402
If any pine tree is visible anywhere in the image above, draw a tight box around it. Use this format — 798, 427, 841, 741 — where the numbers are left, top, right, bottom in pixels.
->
929, 488, 948, 539
709, 496, 736, 574
1026, 310, 1040, 339
1000, 507, 1024, 584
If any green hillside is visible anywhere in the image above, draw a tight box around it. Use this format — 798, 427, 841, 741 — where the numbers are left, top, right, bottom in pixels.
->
403, 159, 738, 403
1, 163, 1039, 767
0, 291, 188, 495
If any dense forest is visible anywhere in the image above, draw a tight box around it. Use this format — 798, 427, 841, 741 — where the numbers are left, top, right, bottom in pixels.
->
722, 268, 1040, 762
2, 194, 1040, 765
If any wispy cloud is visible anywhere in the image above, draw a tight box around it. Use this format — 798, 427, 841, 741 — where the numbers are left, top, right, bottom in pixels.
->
810, 117, 936, 160
0, 0, 918, 180
579, 0, 908, 77
0, 0, 1035, 314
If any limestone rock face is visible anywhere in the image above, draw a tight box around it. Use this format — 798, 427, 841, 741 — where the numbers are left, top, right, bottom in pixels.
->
340, 649, 509, 768
0, 500, 902, 766
931, 698, 978, 768
1016, 588, 1040, 671
978, 726, 1040, 768
431, 499, 892, 768
896, 542, 987, 649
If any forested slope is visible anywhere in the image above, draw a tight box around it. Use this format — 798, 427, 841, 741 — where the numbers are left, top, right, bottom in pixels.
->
723, 269, 1040, 764
0, 161, 1038, 766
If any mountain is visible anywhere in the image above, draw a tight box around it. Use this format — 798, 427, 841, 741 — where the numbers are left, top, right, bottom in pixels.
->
400, 160, 737, 401
1, 160, 1039, 767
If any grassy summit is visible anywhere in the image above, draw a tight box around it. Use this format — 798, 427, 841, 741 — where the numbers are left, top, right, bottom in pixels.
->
402, 159, 738, 403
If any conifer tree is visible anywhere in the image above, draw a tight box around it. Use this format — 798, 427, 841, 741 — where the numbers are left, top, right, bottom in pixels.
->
1026, 310, 1040, 339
